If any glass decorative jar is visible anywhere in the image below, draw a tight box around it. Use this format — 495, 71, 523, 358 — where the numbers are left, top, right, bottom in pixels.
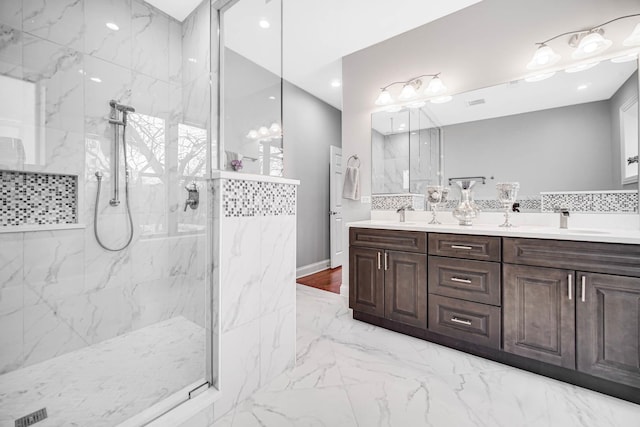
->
452, 180, 481, 226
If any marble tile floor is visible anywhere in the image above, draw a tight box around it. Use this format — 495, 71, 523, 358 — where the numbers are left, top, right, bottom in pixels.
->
213, 284, 640, 427
0, 316, 205, 427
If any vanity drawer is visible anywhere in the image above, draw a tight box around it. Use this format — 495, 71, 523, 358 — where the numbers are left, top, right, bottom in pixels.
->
428, 256, 501, 306
350, 228, 427, 253
428, 295, 501, 349
503, 238, 640, 278
428, 233, 501, 262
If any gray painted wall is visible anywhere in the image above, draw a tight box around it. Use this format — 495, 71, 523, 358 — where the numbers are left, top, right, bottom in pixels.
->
341, 0, 640, 287
284, 82, 342, 269
443, 101, 614, 199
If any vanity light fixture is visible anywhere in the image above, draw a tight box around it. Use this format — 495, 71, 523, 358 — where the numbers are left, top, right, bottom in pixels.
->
330, 79, 341, 88
105, 22, 119, 31
374, 73, 446, 105
526, 14, 640, 69
259, 19, 270, 29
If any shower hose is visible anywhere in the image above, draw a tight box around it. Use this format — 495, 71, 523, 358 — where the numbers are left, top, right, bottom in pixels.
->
94, 123, 134, 252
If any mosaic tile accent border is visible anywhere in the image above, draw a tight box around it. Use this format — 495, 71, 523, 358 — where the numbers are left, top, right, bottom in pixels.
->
371, 194, 426, 211
442, 197, 542, 212
223, 179, 296, 217
1, 170, 78, 226
541, 191, 639, 213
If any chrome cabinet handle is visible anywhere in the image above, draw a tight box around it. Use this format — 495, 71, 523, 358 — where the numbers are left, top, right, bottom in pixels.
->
451, 317, 472, 326
384, 253, 389, 271
377, 252, 381, 270
581, 276, 586, 302
451, 245, 473, 250
451, 277, 472, 284
568, 274, 572, 300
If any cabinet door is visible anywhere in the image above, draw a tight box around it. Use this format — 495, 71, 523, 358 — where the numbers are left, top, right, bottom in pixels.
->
349, 247, 384, 316
577, 272, 640, 388
384, 251, 427, 329
503, 264, 576, 368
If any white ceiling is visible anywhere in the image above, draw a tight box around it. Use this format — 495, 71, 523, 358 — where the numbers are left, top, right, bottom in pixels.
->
147, 0, 482, 111
372, 59, 637, 133
145, 0, 203, 22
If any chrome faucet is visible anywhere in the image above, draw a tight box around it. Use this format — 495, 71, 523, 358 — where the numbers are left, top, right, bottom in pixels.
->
555, 207, 570, 229
397, 205, 414, 222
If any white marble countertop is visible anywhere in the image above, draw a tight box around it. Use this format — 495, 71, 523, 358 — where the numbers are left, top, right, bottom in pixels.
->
348, 220, 640, 245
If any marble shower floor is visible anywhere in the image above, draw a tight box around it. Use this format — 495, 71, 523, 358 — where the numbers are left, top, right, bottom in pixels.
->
0, 316, 205, 427
213, 284, 640, 427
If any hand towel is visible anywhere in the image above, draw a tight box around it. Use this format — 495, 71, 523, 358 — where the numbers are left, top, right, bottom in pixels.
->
342, 166, 360, 200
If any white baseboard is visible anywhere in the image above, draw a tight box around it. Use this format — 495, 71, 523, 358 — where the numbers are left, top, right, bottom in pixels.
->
296, 259, 331, 279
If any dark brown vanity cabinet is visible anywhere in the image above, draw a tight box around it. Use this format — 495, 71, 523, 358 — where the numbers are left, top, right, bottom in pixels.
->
349, 228, 428, 328
427, 234, 502, 349
503, 238, 640, 388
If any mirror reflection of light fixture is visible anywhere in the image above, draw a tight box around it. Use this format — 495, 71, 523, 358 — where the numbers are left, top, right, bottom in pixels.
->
374, 73, 445, 106
524, 71, 556, 83
246, 122, 282, 141
565, 61, 600, 73
526, 14, 640, 69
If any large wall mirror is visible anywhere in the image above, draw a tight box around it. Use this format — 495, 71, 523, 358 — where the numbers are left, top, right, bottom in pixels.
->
371, 59, 639, 206
371, 106, 443, 195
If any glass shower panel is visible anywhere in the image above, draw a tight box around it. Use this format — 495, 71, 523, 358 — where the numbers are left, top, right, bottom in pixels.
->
221, 0, 283, 175
0, 0, 212, 425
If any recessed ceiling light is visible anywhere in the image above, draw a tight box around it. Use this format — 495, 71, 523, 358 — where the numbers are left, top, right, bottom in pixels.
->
259, 19, 270, 29
577, 83, 590, 90
105, 22, 119, 31
268, 96, 276, 100
430, 95, 453, 104
565, 62, 599, 73
90, 77, 102, 83
524, 72, 555, 83
330, 79, 341, 88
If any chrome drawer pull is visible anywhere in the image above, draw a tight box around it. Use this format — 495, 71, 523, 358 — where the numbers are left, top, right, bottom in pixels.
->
581, 276, 586, 302
377, 252, 381, 270
451, 245, 473, 250
451, 317, 472, 326
451, 277, 472, 284
384, 252, 389, 271
568, 274, 572, 300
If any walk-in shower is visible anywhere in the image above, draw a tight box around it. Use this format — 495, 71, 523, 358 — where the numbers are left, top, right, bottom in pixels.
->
0, 0, 212, 425
94, 100, 136, 252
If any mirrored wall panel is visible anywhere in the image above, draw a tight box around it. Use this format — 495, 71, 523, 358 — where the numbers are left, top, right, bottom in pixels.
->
222, 0, 283, 176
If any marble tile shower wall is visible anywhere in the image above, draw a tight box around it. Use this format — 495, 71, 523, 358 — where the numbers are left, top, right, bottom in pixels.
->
211, 178, 297, 421
0, 0, 213, 375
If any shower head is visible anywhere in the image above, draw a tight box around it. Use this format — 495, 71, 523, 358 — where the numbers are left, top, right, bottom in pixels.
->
95, 171, 103, 180
109, 99, 135, 113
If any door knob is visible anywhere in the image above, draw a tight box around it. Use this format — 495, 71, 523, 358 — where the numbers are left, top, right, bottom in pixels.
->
329, 211, 339, 215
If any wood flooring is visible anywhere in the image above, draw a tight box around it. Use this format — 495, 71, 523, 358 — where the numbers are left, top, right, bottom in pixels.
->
297, 267, 342, 294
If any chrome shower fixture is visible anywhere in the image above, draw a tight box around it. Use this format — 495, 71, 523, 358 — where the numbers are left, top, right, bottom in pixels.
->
93, 100, 136, 252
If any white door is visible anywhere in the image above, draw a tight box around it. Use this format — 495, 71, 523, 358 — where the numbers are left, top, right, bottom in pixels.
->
329, 146, 343, 268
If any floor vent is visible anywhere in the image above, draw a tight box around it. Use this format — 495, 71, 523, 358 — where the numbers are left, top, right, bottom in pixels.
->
15, 408, 48, 427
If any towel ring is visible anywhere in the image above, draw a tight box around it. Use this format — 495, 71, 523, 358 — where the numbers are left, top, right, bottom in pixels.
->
347, 155, 360, 168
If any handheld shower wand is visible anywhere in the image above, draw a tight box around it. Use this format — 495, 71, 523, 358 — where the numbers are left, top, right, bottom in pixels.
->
94, 100, 136, 252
